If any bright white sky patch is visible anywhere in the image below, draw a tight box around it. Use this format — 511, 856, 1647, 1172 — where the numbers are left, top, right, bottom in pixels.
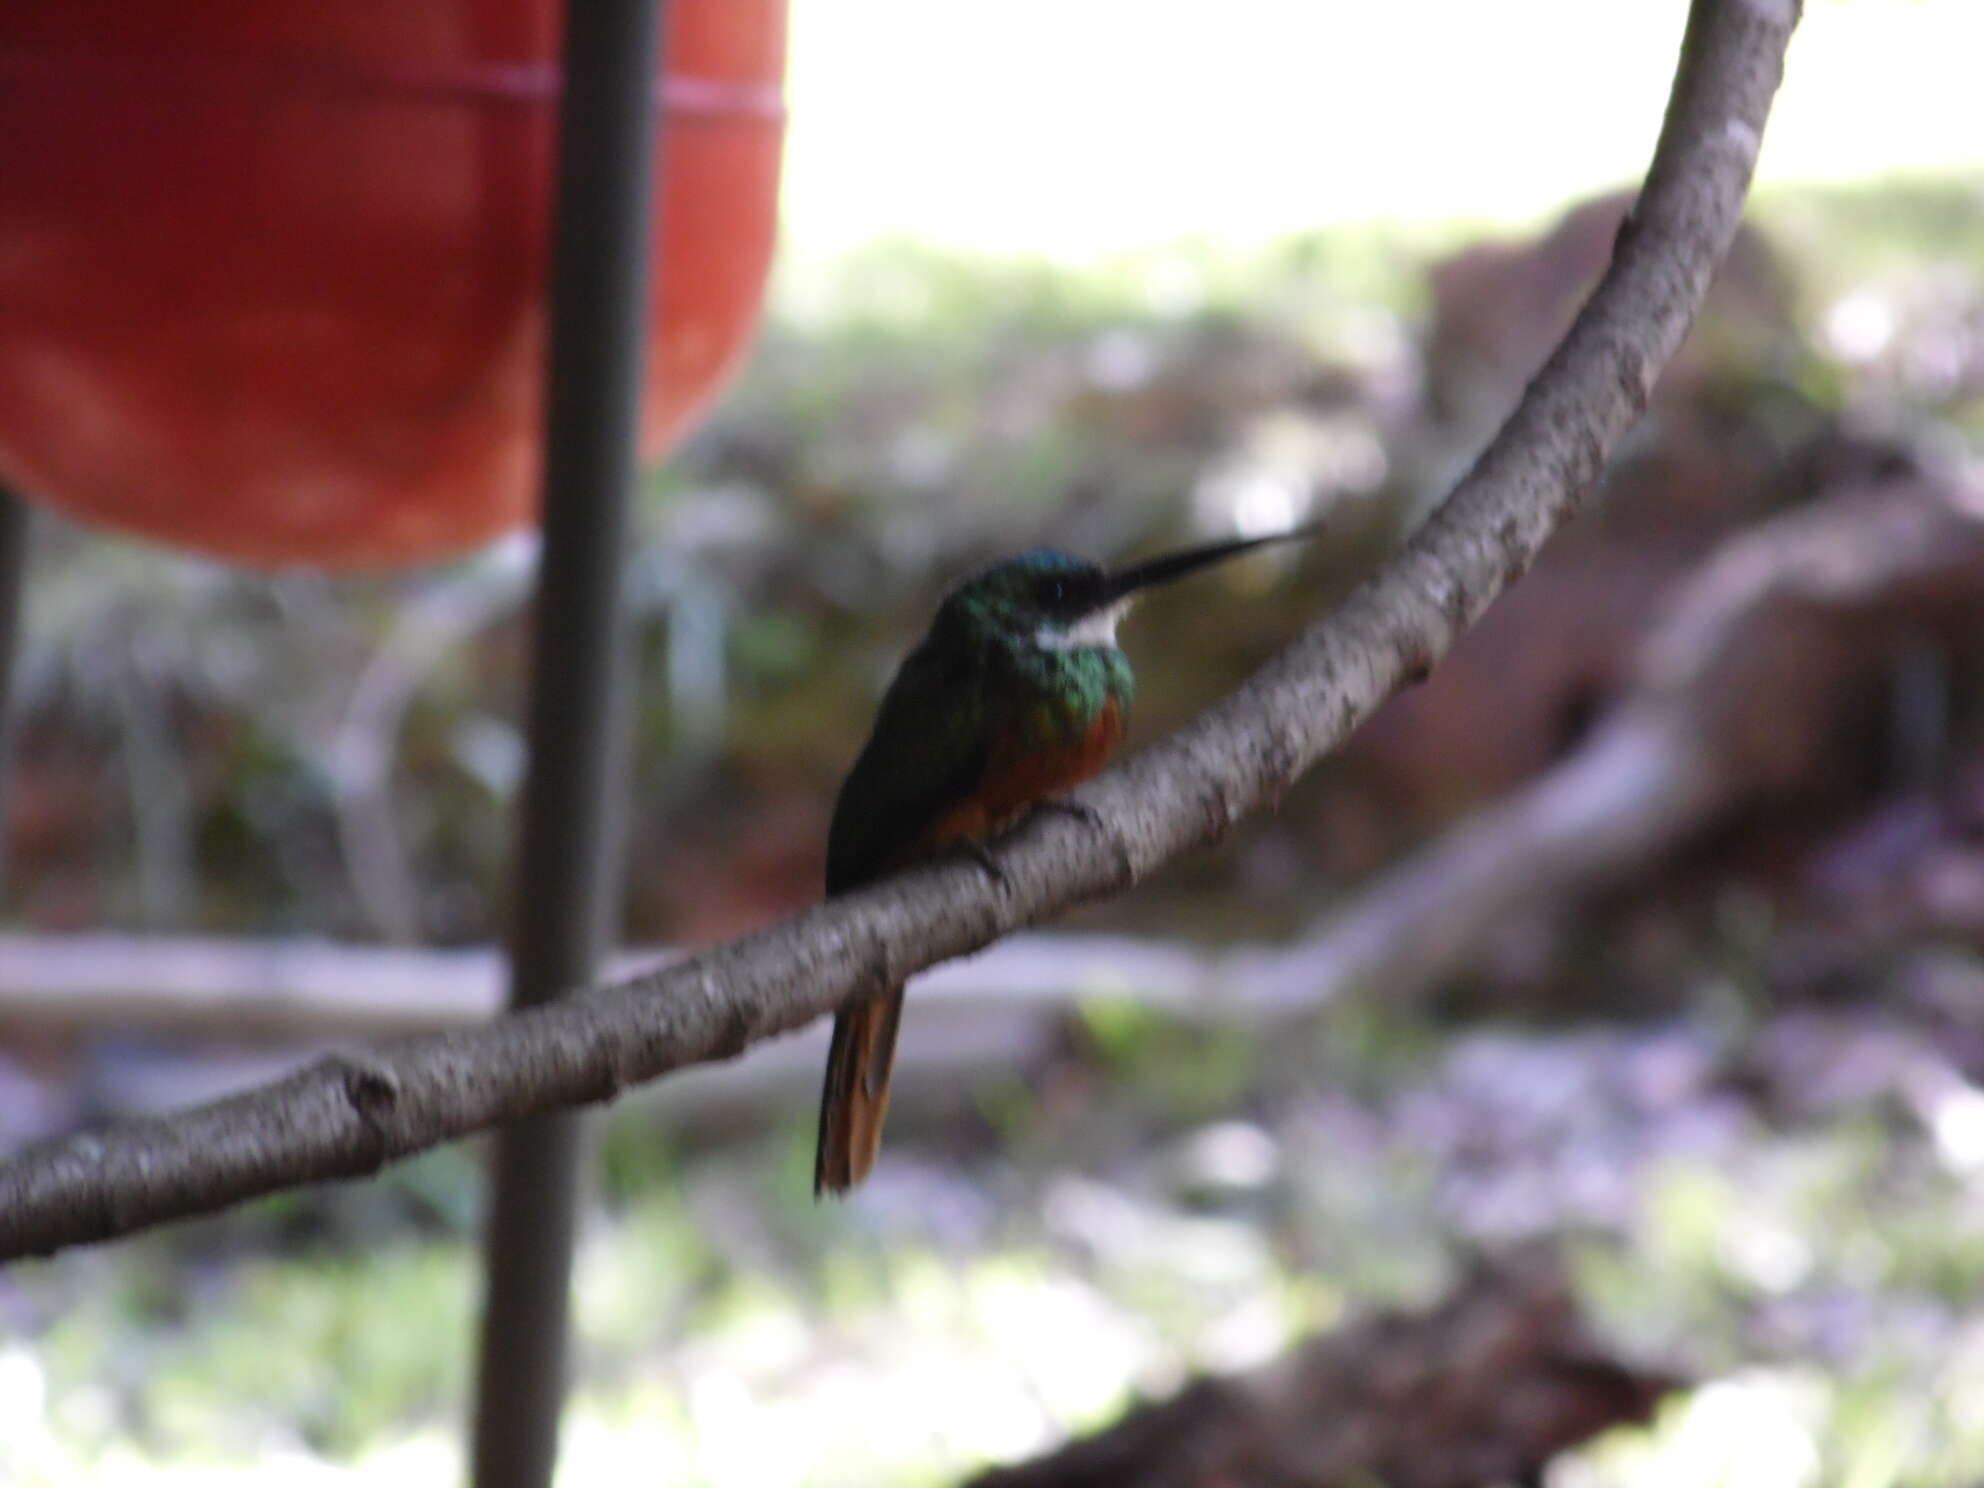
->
778, 0, 1984, 269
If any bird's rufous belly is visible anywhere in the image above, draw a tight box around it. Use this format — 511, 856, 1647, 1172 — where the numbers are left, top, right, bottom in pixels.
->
915, 697, 1125, 854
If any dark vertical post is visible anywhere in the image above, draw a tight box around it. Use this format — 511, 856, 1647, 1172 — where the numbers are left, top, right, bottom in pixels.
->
468, 4, 666, 1486
0, 488, 29, 895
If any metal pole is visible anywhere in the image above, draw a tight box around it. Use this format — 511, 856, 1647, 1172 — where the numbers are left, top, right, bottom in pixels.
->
469, 4, 666, 1485
0, 488, 29, 895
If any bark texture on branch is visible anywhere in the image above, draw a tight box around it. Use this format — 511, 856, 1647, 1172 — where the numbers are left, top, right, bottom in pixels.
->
0, 0, 1800, 1260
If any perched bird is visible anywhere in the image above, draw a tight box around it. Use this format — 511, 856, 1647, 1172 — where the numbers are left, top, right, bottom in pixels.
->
816, 525, 1318, 1195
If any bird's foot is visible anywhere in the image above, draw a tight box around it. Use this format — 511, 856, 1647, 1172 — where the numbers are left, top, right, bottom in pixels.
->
1031, 796, 1107, 831
959, 839, 1012, 896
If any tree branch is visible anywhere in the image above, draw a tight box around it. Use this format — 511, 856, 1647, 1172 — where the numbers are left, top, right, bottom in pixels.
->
0, 0, 1800, 1261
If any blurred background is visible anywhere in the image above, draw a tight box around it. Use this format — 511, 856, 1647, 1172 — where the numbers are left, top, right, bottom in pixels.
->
3, 0, 1984, 1483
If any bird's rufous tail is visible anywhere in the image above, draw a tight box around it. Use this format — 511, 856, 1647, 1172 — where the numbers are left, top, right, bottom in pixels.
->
814, 983, 905, 1195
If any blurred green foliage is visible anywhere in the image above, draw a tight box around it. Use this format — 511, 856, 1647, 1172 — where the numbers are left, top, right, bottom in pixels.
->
3, 176, 1982, 1484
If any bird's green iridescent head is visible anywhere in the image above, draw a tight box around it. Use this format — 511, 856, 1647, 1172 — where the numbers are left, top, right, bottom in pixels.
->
936, 525, 1325, 657
939, 549, 1125, 654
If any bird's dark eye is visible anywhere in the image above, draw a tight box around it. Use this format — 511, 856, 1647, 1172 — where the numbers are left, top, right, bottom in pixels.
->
1049, 580, 1067, 604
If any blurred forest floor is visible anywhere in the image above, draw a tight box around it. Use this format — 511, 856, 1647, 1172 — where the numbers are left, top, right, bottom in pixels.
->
3, 176, 1983, 1485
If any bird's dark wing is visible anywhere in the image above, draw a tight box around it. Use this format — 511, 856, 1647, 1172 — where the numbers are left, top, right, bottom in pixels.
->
816, 633, 990, 1195
824, 633, 990, 894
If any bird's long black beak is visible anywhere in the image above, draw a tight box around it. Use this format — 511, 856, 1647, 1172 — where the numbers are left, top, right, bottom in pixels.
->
1097, 522, 1322, 607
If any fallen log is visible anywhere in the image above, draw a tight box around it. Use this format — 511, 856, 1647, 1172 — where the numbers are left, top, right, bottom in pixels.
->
0, 930, 1221, 1041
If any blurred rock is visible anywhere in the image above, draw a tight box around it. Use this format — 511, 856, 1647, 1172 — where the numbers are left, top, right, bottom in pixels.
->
963, 1246, 1681, 1488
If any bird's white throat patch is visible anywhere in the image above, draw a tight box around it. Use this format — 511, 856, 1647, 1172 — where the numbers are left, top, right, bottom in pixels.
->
1036, 599, 1130, 651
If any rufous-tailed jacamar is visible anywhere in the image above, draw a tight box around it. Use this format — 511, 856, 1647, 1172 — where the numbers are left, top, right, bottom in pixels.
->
816, 525, 1318, 1194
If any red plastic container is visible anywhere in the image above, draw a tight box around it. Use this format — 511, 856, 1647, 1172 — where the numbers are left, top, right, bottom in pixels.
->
0, 1, 785, 565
